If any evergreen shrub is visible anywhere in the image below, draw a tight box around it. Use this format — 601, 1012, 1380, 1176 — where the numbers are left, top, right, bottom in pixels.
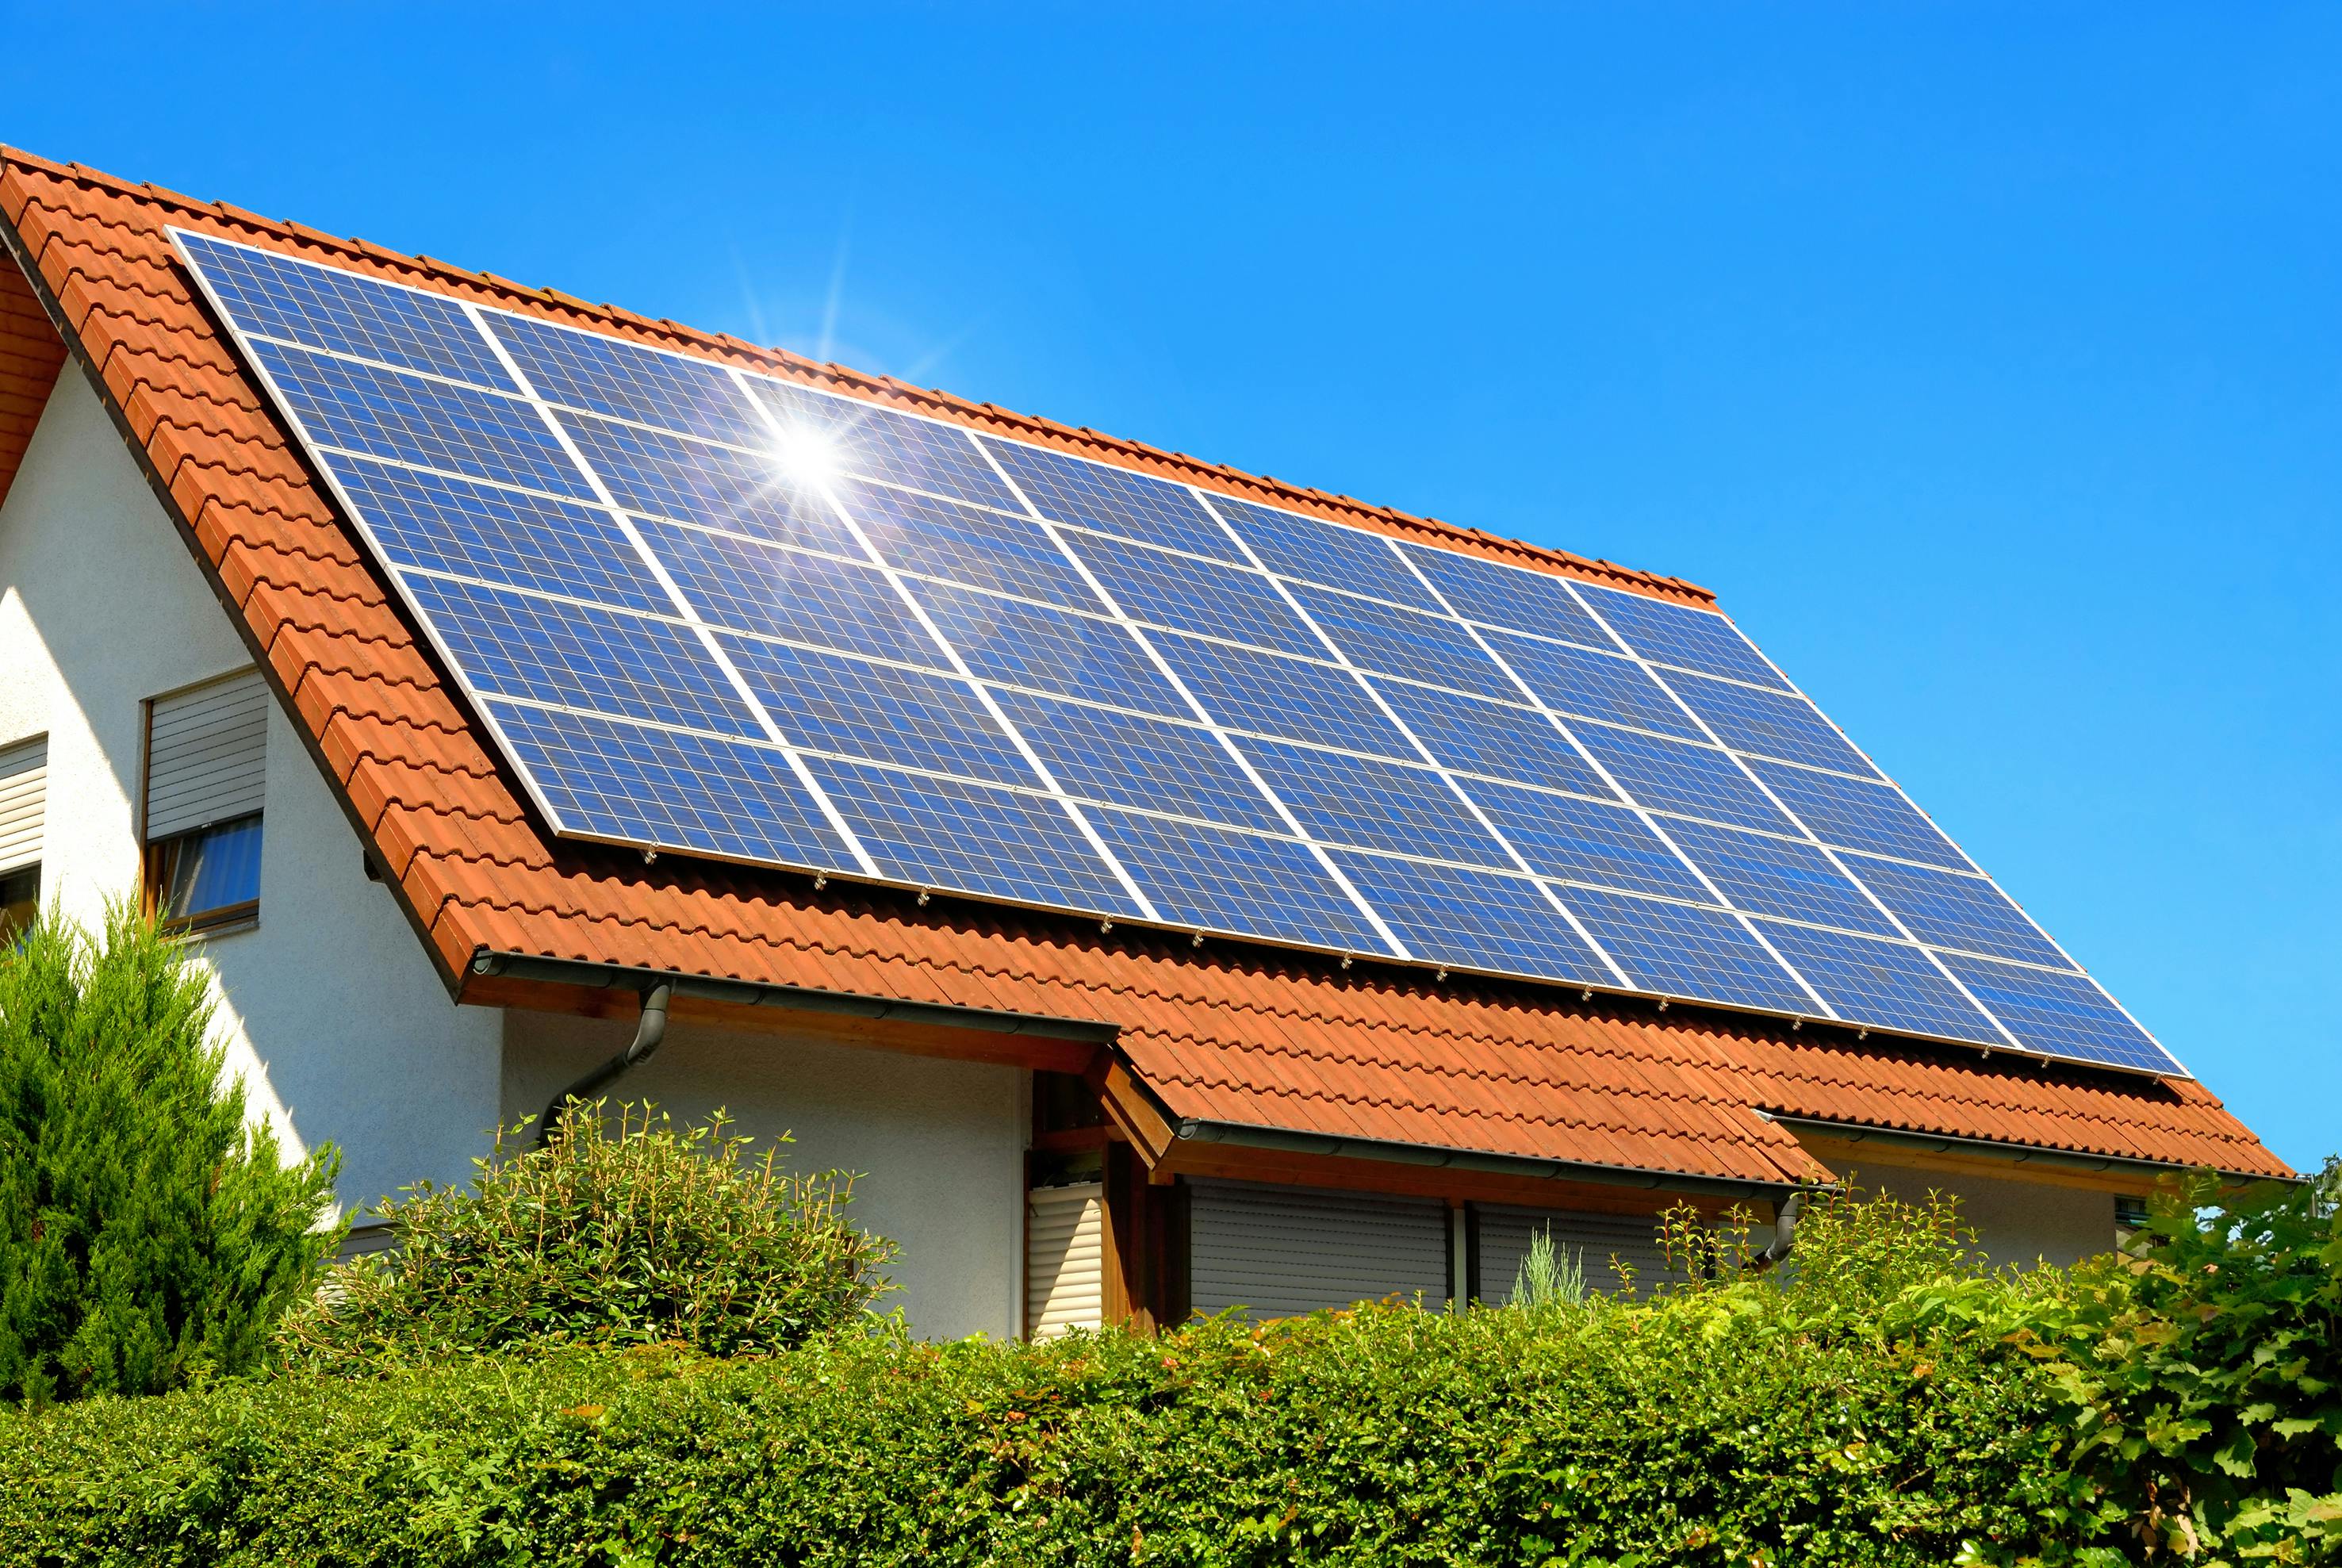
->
0, 902, 339, 1405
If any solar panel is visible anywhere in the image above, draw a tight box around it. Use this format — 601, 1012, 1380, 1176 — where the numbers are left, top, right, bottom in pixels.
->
178, 228, 2187, 1079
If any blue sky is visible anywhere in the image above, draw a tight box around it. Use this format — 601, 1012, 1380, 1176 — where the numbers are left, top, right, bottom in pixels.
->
6, 4, 2335, 1169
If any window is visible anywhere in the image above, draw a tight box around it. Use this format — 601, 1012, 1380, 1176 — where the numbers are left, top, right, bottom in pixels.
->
0, 736, 42, 944
143, 671, 267, 934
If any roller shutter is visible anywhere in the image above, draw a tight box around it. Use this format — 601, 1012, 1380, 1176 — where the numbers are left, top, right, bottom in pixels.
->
0, 738, 44, 874
145, 671, 267, 840
1190, 1179, 1448, 1319
1026, 1183, 1104, 1339
1477, 1205, 1683, 1300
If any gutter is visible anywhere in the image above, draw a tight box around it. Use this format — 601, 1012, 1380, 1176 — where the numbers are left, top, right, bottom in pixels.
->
1171, 1118, 1810, 1203
1757, 1112, 2299, 1186
535, 980, 671, 1149
467, 951, 1121, 1045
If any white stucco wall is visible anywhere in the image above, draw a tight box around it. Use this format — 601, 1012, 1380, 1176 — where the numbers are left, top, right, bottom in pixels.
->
0, 366, 503, 1216
1839, 1159, 2119, 1268
501, 1010, 1027, 1340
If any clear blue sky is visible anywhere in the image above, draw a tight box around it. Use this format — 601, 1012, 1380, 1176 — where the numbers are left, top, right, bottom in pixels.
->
6, 5, 2334, 1170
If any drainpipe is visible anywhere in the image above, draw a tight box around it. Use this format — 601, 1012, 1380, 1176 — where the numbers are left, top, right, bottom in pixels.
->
534, 980, 673, 1150
1742, 1188, 1805, 1274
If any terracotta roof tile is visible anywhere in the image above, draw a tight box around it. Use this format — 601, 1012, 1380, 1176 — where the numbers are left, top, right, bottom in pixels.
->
0, 147, 2290, 1189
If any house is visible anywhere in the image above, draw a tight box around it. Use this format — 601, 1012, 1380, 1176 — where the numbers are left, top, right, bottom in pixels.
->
0, 148, 2290, 1340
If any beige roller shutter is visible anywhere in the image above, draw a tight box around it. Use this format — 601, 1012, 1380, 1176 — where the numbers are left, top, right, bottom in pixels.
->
0, 738, 44, 874
1477, 1205, 1683, 1301
1026, 1183, 1104, 1340
1190, 1179, 1447, 1320
145, 671, 268, 841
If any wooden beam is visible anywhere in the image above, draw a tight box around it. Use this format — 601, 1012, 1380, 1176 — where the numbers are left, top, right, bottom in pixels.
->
1155, 1139, 1754, 1221
1791, 1131, 2177, 1199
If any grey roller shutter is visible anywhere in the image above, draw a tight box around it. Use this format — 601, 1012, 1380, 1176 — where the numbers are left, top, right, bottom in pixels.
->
1190, 1179, 1448, 1320
1026, 1183, 1104, 1340
145, 671, 267, 841
0, 738, 44, 874
1477, 1205, 1682, 1301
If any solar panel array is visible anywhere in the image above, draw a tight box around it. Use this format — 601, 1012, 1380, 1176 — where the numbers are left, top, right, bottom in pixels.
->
173, 228, 2185, 1079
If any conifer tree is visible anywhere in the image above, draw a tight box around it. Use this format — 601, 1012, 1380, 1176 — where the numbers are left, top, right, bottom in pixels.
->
0, 901, 339, 1403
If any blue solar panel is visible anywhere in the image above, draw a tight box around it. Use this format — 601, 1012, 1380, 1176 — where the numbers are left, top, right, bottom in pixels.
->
1402, 544, 1616, 651
1061, 531, 1322, 657
909, 581, 1189, 719
252, 340, 592, 499
1936, 954, 2170, 1072
1328, 851, 1612, 986
189, 236, 2190, 1079
801, 756, 1141, 915
1658, 818, 1898, 936
179, 232, 518, 393
1747, 761, 1972, 872
721, 637, 1038, 788
1840, 854, 2071, 969
328, 454, 664, 615
1213, 495, 1442, 611
985, 438, 1246, 562
1151, 634, 1416, 759
638, 519, 946, 669
1556, 887, 1815, 1014
557, 413, 862, 558
1579, 585, 1789, 691
1665, 669, 1879, 778
843, 480, 1105, 611
1456, 780, 1711, 902
990, 691, 1286, 833
1489, 631, 1704, 740
489, 700, 852, 867
1290, 585, 1517, 700
1370, 680, 1613, 799
753, 381, 1022, 512
1085, 810, 1392, 953
1754, 922, 2002, 1044
485, 312, 769, 448
1236, 739, 1513, 868
1569, 725, 1801, 836
401, 575, 759, 737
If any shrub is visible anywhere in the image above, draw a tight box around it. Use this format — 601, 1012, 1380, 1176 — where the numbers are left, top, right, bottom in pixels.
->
0, 901, 339, 1405
275, 1102, 891, 1369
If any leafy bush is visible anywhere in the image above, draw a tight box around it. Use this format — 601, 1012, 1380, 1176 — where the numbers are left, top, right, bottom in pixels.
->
1, 1189, 2087, 1566
276, 1102, 891, 1368
0, 902, 339, 1405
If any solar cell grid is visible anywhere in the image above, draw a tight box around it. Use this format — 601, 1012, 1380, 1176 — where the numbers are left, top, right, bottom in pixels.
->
1150, 634, 1417, 759
1061, 531, 1323, 657
1578, 584, 1789, 691
255, 340, 594, 500
489, 701, 853, 868
1290, 584, 1519, 700
1085, 809, 1393, 953
329, 454, 663, 615
1747, 760, 1972, 872
1937, 953, 2168, 1071
1753, 922, 2002, 1044
1665, 669, 1880, 778
802, 756, 1143, 915
1236, 739, 1515, 868
909, 581, 1189, 719
485, 312, 770, 448
402, 574, 759, 738
984, 437, 1246, 562
1369, 680, 1614, 800
1403, 543, 1617, 652
180, 232, 519, 393
1840, 854, 2072, 970
721, 636, 1039, 788
989, 690, 1287, 833
754, 380, 1022, 512
842, 480, 1105, 611
1488, 631, 1704, 740
1658, 817, 1898, 937
558, 413, 863, 557
1569, 724, 1801, 837
1328, 851, 1612, 987
1456, 780, 1711, 903
1557, 887, 1815, 1014
639, 518, 947, 669
1211, 494, 1443, 611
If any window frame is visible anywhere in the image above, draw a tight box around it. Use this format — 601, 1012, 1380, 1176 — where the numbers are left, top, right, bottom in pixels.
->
140, 672, 267, 939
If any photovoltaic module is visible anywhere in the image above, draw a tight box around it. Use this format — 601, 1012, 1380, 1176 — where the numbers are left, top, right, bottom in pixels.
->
171, 228, 2185, 1079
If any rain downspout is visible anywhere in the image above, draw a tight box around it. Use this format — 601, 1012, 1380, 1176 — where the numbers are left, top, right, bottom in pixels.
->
535, 980, 673, 1150
1742, 1188, 1805, 1274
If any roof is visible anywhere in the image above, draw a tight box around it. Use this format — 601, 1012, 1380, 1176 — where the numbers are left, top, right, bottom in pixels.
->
0, 146, 2290, 1187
